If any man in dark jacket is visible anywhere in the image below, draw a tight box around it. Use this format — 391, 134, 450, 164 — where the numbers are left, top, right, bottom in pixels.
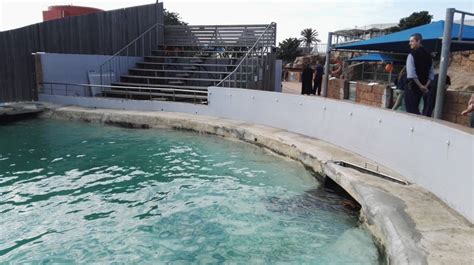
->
301, 62, 314, 95
405, 33, 434, 114
313, 61, 324, 96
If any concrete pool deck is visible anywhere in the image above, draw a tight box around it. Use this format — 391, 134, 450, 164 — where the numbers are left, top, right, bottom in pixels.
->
39, 103, 473, 265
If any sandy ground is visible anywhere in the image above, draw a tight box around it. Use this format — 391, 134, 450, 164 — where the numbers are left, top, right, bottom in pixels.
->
282, 81, 300, 94
282, 81, 316, 95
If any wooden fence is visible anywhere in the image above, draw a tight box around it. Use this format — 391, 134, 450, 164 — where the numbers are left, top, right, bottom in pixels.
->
0, 3, 164, 102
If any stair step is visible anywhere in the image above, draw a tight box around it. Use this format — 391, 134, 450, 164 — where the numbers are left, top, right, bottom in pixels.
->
168, 81, 185, 85
145, 55, 240, 60
159, 44, 261, 48
137, 62, 238, 68
151, 49, 248, 55
129, 68, 231, 75
111, 82, 208, 91
103, 89, 207, 100
121, 75, 223, 82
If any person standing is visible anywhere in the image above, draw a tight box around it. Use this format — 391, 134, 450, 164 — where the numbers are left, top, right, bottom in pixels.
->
461, 93, 474, 128
422, 73, 451, 117
405, 33, 434, 115
301, 62, 314, 95
392, 67, 407, 110
313, 60, 324, 96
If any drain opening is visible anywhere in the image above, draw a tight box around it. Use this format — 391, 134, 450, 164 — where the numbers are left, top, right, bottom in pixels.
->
333, 160, 409, 185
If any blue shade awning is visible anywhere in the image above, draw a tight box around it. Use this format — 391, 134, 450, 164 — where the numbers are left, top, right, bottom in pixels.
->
335, 21, 474, 53
347, 53, 404, 63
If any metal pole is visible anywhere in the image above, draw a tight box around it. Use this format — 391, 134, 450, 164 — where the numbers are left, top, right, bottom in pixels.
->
321, 32, 333, 97
239, 62, 243, 88
458, 13, 465, 41
149, 32, 152, 56
434, 8, 455, 119
245, 57, 248, 89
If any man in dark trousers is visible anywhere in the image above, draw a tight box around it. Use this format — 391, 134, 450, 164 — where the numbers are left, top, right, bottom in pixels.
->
301, 62, 314, 95
313, 60, 324, 96
405, 33, 434, 115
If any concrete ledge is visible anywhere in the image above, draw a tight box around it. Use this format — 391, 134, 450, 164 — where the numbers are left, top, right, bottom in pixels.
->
39, 103, 474, 265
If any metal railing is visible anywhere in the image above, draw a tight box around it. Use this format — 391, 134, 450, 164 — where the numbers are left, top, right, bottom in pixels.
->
216, 22, 276, 89
433, 8, 474, 119
297, 43, 328, 54
164, 24, 275, 47
40, 82, 208, 104
99, 22, 164, 86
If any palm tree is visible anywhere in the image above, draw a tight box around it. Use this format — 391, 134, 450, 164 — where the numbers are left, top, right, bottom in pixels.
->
277, 38, 302, 63
300, 28, 321, 48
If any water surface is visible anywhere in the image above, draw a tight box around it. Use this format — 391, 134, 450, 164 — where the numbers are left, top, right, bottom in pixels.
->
0, 120, 381, 263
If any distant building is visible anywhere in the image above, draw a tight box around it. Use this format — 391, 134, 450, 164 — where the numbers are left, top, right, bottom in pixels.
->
334, 20, 474, 45
43, 5, 103, 22
334, 23, 398, 45
455, 19, 474, 26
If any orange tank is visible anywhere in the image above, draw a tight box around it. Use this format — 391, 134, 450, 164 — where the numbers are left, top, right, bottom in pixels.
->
43, 5, 103, 22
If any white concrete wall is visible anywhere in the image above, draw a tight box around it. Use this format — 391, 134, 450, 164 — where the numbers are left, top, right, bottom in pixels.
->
208, 87, 474, 223
39, 94, 209, 115
38, 87, 474, 223
39, 53, 142, 96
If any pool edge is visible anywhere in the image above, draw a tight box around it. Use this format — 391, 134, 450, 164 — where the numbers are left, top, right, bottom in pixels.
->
39, 103, 474, 265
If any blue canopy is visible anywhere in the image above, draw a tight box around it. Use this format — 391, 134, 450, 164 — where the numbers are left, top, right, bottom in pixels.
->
347, 53, 404, 63
335, 21, 474, 53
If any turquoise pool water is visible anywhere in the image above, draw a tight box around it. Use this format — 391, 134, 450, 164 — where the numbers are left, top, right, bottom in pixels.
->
0, 120, 381, 263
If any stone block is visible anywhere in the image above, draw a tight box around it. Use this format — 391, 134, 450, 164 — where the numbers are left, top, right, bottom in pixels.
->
444, 92, 458, 103
455, 115, 470, 126
445, 102, 469, 114
442, 113, 457, 123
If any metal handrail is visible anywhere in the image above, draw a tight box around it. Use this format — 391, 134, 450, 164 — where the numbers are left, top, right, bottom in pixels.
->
164, 24, 274, 47
99, 22, 164, 69
433, 8, 474, 119
41, 82, 208, 95
41, 81, 208, 105
216, 22, 276, 87
99, 22, 164, 86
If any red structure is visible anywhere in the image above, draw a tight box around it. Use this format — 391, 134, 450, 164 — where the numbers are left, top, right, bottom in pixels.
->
43, 5, 103, 21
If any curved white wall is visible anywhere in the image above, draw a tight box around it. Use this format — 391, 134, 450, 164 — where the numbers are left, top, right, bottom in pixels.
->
208, 87, 474, 223
39, 87, 474, 223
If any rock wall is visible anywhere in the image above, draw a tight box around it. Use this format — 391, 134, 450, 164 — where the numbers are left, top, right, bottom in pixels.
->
447, 51, 474, 91
355, 82, 392, 108
443, 90, 473, 126
327, 78, 349, 100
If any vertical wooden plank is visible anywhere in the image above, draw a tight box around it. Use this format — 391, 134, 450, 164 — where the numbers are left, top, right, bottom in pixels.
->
0, 3, 163, 102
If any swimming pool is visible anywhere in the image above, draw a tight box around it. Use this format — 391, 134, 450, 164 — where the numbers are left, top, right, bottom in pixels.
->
0, 120, 381, 263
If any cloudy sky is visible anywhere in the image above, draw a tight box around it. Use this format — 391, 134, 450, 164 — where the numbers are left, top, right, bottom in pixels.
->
0, 0, 472, 43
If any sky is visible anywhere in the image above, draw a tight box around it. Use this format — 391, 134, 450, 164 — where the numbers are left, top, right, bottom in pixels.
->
0, 0, 473, 44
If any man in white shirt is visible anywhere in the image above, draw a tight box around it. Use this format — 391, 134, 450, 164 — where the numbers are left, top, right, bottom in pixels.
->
404, 33, 434, 115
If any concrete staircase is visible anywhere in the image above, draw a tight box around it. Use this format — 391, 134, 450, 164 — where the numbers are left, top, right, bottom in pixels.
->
102, 48, 247, 103
100, 24, 276, 103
